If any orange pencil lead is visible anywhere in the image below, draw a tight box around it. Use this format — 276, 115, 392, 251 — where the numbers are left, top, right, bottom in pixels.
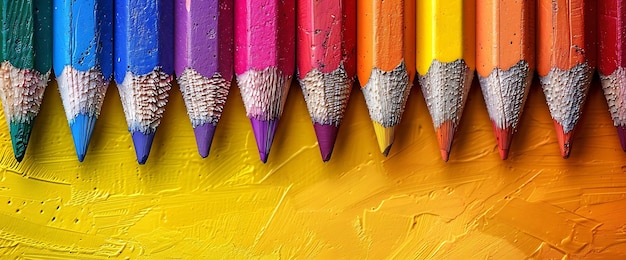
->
436, 120, 455, 162
553, 120, 574, 159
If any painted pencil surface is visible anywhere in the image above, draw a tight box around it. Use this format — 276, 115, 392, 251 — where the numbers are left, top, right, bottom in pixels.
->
357, 0, 415, 156
537, 0, 596, 158
175, 0, 233, 158
416, 0, 475, 162
0, 0, 51, 162
476, 0, 535, 160
297, 0, 356, 162
115, 0, 174, 164
53, 0, 113, 162
599, 0, 626, 151
234, 0, 295, 163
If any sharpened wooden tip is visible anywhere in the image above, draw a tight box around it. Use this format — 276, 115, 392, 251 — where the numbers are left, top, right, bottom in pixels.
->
436, 120, 456, 162
553, 120, 574, 159
493, 124, 515, 160
372, 121, 394, 156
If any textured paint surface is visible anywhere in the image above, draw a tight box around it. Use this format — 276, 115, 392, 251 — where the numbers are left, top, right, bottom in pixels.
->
0, 0, 51, 161
234, 0, 295, 162
357, 0, 415, 155
476, 0, 535, 159
297, 0, 356, 161
416, 0, 475, 161
599, 0, 626, 150
114, 0, 174, 164
174, 0, 233, 158
0, 75, 625, 258
537, 0, 596, 158
53, 0, 113, 162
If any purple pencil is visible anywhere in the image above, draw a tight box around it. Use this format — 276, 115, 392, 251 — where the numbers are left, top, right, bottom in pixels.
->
175, 0, 233, 158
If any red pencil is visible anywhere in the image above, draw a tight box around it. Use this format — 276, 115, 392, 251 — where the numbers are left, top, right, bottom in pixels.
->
537, 0, 597, 158
296, 0, 356, 161
599, 0, 626, 150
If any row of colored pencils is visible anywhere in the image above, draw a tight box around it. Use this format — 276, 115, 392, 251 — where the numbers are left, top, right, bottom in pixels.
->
0, 0, 624, 164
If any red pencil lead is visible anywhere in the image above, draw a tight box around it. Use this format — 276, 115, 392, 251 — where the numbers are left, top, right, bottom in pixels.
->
493, 124, 515, 160
437, 120, 455, 162
553, 120, 574, 159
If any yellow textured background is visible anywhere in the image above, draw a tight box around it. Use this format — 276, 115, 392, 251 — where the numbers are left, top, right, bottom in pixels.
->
0, 75, 625, 258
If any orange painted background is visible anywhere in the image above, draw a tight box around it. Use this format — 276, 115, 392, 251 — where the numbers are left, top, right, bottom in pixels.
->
0, 72, 624, 258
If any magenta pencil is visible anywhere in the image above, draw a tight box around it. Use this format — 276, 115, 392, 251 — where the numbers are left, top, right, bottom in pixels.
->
297, 0, 356, 162
234, 0, 295, 163
175, 0, 233, 158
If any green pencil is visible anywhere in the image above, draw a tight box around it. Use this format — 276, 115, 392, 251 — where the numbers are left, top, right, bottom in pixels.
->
0, 0, 52, 162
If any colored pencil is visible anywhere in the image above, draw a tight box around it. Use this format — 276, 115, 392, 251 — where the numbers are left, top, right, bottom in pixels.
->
296, 0, 356, 162
53, 0, 113, 162
114, 0, 174, 164
599, 0, 626, 151
234, 0, 295, 163
476, 0, 535, 160
174, 0, 233, 158
537, 0, 596, 158
356, 0, 415, 156
416, 0, 475, 161
0, 0, 51, 162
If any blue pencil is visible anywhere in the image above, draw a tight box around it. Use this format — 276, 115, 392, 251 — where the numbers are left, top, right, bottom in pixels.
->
114, 0, 174, 164
52, 0, 113, 162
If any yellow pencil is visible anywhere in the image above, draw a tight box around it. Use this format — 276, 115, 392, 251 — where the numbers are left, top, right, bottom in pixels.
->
416, 0, 475, 161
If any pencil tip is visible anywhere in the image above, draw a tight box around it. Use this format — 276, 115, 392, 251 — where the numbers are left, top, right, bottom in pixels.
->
69, 114, 97, 162
493, 124, 514, 160
9, 121, 34, 163
436, 120, 456, 162
193, 123, 217, 158
617, 126, 626, 152
372, 121, 395, 156
382, 145, 392, 157
313, 123, 339, 162
553, 120, 573, 159
440, 149, 450, 162
250, 118, 279, 163
131, 131, 155, 164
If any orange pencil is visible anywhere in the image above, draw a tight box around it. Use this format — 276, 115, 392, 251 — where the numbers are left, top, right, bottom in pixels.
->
537, 0, 596, 158
476, 0, 535, 159
357, 0, 416, 156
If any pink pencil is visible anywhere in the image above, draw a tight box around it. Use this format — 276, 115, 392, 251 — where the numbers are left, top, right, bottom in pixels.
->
296, 0, 356, 162
234, 0, 295, 163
